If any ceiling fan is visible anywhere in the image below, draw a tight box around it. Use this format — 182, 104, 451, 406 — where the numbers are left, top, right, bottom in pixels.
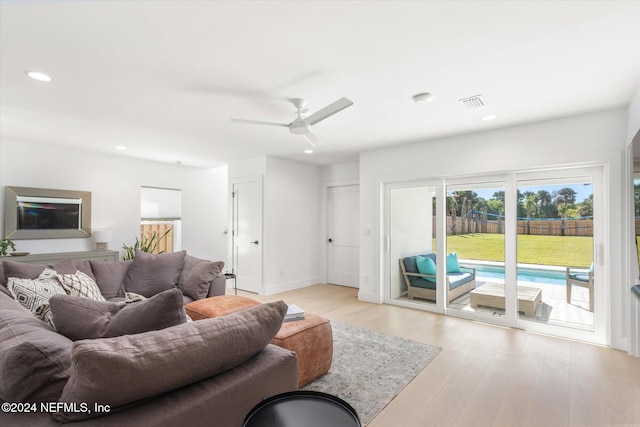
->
231, 97, 354, 147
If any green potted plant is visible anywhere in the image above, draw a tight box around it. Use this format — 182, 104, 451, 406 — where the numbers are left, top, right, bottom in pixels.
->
0, 239, 16, 256
122, 229, 171, 261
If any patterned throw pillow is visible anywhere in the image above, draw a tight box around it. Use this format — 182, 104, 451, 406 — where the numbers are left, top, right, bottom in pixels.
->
7, 268, 67, 328
57, 271, 106, 302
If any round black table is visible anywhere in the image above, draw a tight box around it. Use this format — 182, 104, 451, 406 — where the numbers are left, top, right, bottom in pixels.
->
243, 391, 361, 427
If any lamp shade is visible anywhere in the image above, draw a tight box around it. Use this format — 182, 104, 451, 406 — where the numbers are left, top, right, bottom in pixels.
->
93, 230, 112, 243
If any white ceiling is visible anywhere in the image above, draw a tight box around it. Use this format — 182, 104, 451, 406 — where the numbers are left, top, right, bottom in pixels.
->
1, 1, 639, 168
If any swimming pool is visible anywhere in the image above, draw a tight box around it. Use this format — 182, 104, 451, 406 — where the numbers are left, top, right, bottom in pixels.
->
470, 264, 567, 286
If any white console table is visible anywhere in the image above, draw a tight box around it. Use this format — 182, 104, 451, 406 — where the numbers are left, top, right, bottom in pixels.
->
1, 250, 119, 264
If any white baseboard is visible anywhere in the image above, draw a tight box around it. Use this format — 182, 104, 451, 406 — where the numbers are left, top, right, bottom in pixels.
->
357, 290, 381, 304
262, 276, 322, 296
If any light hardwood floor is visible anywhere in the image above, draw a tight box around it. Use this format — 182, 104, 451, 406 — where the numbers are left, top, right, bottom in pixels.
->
235, 284, 640, 427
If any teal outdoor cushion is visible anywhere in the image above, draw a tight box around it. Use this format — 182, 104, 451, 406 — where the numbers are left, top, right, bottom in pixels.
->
446, 253, 460, 273
416, 255, 436, 282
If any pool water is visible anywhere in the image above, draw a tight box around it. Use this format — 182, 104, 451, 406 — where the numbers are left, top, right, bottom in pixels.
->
472, 264, 567, 286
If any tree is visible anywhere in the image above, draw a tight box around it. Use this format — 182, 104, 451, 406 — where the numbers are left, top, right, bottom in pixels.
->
524, 194, 539, 218
555, 187, 577, 217
536, 190, 556, 218
524, 194, 538, 234
447, 195, 458, 235
577, 194, 593, 217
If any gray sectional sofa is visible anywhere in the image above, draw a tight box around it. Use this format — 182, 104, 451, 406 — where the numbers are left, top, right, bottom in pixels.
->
0, 251, 298, 426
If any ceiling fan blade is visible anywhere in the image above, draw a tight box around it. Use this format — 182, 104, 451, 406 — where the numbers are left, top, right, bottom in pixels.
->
305, 97, 354, 126
230, 118, 289, 127
304, 131, 323, 147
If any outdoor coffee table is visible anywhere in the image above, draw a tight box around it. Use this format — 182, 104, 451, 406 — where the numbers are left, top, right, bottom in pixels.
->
470, 283, 542, 316
243, 391, 361, 427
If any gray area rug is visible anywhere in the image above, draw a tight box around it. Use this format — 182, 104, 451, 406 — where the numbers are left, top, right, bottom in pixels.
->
302, 321, 441, 425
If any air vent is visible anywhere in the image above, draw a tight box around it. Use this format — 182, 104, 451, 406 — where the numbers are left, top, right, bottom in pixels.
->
459, 95, 487, 109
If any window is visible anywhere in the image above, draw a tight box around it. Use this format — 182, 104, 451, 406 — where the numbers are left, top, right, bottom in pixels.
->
140, 186, 182, 253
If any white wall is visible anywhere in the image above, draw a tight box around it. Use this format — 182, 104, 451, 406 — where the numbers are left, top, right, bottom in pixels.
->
263, 156, 321, 294
227, 155, 322, 295
0, 139, 228, 262
627, 81, 640, 143
321, 162, 359, 183
359, 108, 628, 349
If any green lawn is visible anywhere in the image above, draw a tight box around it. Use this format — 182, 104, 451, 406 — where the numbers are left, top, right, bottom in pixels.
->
439, 233, 593, 268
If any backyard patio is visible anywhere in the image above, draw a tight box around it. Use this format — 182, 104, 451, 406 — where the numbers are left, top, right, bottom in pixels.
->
449, 276, 594, 329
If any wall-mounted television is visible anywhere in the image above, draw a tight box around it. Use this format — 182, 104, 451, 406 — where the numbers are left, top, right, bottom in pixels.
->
4, 186, 91, 240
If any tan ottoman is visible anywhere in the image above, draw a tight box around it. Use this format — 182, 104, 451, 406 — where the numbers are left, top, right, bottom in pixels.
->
272, 314, 333, 387
185, 295, 333, 387
184, 295, 261, 320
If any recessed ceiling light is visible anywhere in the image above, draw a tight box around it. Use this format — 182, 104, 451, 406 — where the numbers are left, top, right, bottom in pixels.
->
412, 93, 434, 104
304, 149, 313, 154
115, 145, 127, 151
25, 71, 52, 82
481, 114, 497, 121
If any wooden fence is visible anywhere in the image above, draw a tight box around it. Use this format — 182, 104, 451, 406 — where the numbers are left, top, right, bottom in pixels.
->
140, 222, 174, 254
434, 217, 593, 237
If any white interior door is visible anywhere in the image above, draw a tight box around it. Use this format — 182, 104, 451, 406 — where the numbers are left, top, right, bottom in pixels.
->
327, 185, 359, 287
232, 179, 262, 293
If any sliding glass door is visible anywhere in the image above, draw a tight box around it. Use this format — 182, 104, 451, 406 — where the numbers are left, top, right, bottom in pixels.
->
516, 173, 598, 334
384, 167, 605, 343
445, 182, 506, 318
388, 182, 438, 307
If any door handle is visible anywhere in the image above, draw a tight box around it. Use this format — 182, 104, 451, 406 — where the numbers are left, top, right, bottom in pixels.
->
251, 240, 259, 245
328, 238, 333, 243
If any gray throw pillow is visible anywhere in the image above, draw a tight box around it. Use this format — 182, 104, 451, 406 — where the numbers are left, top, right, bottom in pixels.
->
53, 301, 287, 423
1, 259, 77, 285
123, 250, 186, 297
90, 259, 132, 299
49, 288, 187, 340
0, 294, 73, 403
178, 255, 223, 300
1, 260, 47, 284
73, 260, 97, 282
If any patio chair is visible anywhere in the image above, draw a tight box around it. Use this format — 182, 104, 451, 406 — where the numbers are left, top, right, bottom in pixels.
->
566, 264, 593, 312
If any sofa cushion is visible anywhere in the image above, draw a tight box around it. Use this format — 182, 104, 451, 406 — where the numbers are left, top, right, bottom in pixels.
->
123, 250, 186, 297
178, 255, 223, 300
54, 300, 288, 422
447, 272, 475, 289
446, 252, 461, 273
2, 260, 46, 283
0, 293, 72, 403
1, 259, 77, 285
73, 259, 97, 282
90, 259, 131, 299
57, 271, 106, 302
7, 268, 67, 328
50, 288, 187, 340
416, 255, 437, 282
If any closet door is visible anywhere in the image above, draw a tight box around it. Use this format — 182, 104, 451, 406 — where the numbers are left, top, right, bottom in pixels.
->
327, 185, 359, 287
232, 178, 263, 293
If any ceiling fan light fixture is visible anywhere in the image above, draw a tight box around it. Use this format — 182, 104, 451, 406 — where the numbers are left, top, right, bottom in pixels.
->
412, 92, 434, 104
289, 121, 310, 135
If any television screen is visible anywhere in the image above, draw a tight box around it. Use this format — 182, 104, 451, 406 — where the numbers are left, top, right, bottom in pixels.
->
17, 201, 81, 230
